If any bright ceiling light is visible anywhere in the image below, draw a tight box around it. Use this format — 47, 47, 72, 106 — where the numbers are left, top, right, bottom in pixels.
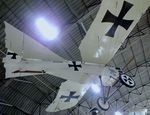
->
115, 111, 122, 115
35, 17, 59, 40
91, 84, 101, 93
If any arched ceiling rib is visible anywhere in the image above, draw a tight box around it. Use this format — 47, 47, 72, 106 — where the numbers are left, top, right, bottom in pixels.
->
0, 0, 150, 115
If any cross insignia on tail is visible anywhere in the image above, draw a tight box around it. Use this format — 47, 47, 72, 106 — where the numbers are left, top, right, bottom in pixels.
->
102, 1, 134, 37
7, 52, 17, 59
60, 91, 80, 102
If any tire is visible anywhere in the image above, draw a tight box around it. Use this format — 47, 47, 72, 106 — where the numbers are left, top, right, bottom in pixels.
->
97, 98, 109, 111
119, 74, 135, 88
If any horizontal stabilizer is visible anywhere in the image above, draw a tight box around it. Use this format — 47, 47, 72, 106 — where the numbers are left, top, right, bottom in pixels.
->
4, 21, 64, 61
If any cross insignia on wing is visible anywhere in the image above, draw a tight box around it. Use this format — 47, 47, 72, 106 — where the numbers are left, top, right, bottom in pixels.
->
60, 91, 80, 102
102, 1, 134, 37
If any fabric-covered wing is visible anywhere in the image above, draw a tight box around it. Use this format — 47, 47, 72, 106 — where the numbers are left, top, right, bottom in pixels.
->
4, 22, 64, 62
79, 0, 150, 64
46, 80, 89, 112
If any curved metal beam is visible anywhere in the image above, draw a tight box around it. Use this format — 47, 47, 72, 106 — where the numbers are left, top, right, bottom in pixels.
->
119, 85, 150, 111
122, 97, 150, 111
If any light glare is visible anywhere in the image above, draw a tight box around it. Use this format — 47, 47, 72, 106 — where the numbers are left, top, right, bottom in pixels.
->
144, 109, 148, 113
102, 36, 107, 42
91, 84, 100, 93
95, 47, 104, 58
115, 111, 122, 115
36, 18, 59, 40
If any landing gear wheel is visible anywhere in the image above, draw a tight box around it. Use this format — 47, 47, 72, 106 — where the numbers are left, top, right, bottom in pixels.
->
97, 98, 109, 111
120, 74, 135, 88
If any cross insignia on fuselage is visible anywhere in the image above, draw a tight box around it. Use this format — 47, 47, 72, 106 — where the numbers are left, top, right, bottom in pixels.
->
60, 91, 80, 102
102, 1, 134, 37
68, 61, 82, 71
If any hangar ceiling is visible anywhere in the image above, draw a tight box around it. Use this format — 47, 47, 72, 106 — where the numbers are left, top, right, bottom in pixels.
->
0, 0, 150, 115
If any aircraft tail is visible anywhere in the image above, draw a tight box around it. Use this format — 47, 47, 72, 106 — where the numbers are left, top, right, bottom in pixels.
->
3, 50, 45, 79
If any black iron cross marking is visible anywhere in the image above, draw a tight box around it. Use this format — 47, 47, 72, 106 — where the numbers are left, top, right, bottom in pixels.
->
102, 1, 134, 37
60, 91, 80, 102
7, 52, 17, 59
68, 61, 82, 71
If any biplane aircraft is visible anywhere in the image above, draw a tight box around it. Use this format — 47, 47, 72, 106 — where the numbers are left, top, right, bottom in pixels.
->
2, 0, 150, 112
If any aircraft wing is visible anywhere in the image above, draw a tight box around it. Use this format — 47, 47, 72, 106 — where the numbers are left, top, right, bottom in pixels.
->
46, 80, 89, 112
4, 22, 64, 62
4, 0, 150, 65
79, 0, 150, 64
